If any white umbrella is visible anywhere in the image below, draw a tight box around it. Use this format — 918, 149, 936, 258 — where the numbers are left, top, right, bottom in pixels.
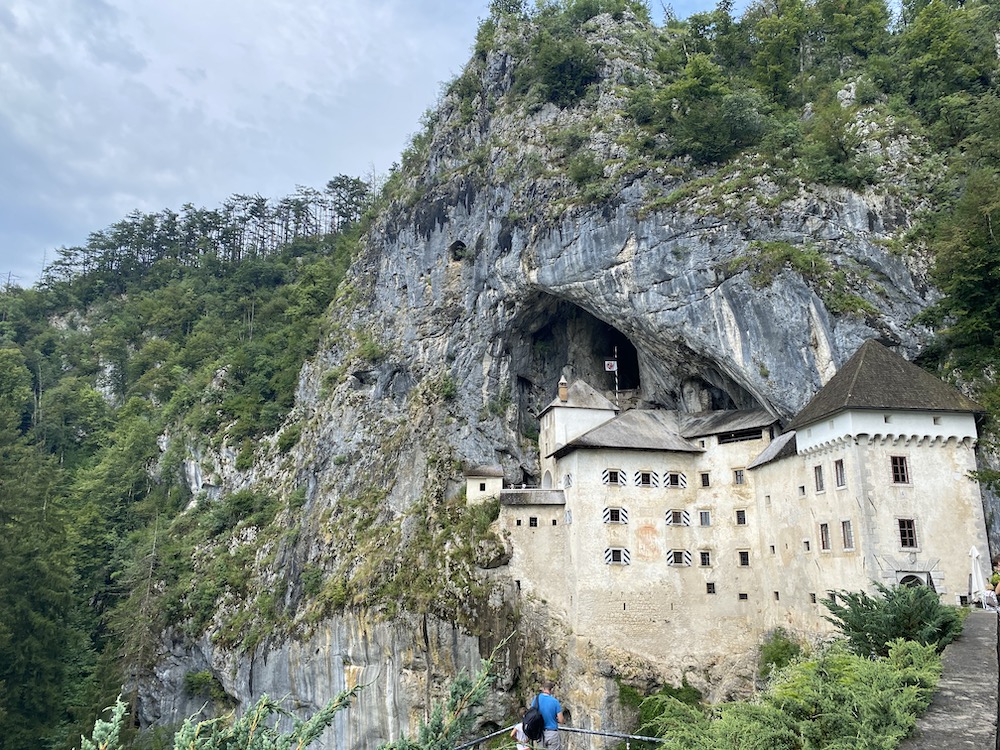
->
970, 545, 988, 606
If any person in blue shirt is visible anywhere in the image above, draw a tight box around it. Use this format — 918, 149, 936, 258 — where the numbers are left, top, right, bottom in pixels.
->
533, 680, 564, 749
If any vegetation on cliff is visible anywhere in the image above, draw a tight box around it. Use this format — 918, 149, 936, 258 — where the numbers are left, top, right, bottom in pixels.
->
0, 0, 997, 746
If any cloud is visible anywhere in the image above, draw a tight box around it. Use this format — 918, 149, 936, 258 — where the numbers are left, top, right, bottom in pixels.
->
0, 0, 737, 287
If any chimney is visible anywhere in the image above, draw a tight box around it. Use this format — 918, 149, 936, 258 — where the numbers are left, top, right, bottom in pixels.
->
558, 376, 569, 402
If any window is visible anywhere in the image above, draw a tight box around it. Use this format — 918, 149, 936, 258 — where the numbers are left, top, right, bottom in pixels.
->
834, 459, 846, 488
898, 518, 917, 548
842, 520, 854, 550
733, 469, 745, 485
769, 545, 775, 554
667, 549, 692, 567
810, 593, 817, 604
706, 582, 716, 594
774, 591, 780, 601
699, 510, 711, 527
699, 550, 711, 567
603, 468, 626, 485
891, 456, 909, 484
735, 509, 747, 525
819, 523, 831, 550
814, 465, 825, 492
552, 519, 557, 526
803, 540, 811, 552
529, 517, 538, 528
479, 482, 486, 492
664, 472, 687, 488
883, 414, 892, 423
563, 473, 573, 488
700, 472, 710, 487
603, 507, 628, 524
933, 416, 941, 425
798, 485, 806, 497
605, 547, 631, 565
516, 519, 522, 526
718, 428, 762, 444
636, 470, 658, 487
738, 550, 750, 567
738, 592, 749, 601
666, 509, 691, 526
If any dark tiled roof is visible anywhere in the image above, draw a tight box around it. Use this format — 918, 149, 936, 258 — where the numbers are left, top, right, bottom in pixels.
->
538, 380, 618, 417
788, 340, 983, 430
747, 430, 797, 469
465, 465, 505, 477
679, 409, 778, 439
551, 410, 703, 458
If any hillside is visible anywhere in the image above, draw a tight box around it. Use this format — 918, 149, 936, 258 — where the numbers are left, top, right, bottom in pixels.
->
1, 0, 998, 747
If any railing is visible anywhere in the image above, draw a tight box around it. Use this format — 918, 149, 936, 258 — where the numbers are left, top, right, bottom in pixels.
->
453, 724, 668, 750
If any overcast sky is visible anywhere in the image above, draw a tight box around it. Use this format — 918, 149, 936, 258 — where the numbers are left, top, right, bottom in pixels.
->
0, 0, 736, 287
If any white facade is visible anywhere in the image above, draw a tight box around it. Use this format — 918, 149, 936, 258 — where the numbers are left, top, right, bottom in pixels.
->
471, 374, 991, 679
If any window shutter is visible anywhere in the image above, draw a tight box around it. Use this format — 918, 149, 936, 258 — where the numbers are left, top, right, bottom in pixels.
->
621, 507, 629, 524
683, 550, 693, 566
682, 510, 691, 527
602, 468, 611, 484
621, 548, 631, 564
605, 548, 614, 563
617, 469, 626, 485
677, 473, 688, 488
602, 507, 612, 523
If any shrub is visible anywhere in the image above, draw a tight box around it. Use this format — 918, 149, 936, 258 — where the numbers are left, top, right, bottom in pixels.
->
823, 583, 963, 657
759, 628, 802, 677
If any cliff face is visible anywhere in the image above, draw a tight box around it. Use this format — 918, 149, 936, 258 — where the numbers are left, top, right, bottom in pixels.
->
141, 9, 947, 746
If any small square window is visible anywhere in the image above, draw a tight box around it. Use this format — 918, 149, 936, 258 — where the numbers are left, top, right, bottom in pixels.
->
665, 472, 684, 487
700, 472, 710, 487
738, 592, 749, 601
529, 517, 538, 528
607, 469, 620, 484
738, 550, 750, 567
769, 545, 775, 554
773, 591, 780, 601
671, 550, 685, 565
551, 519, 557, 526
699, 510, 711, 527
733, 469, 745, 485
933, 416, 941, 425
639, 471, 653, 487
608, 508, 622, 523
671, 510, 683, 525
706, 582, 716, 594
516, 519, 522, 526
700, 551, 711, 567
479, 482, 486, 492
798, 485, 806, 497
803, 540, 811, 552
736, 509, 747, 525
810, 593, 817, 604
611, 549, 622, 563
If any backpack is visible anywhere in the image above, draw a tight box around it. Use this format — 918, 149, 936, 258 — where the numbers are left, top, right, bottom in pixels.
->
521, 705, 545, 742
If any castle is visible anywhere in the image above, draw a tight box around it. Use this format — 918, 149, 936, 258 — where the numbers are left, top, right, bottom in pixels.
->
467, 340, 990, 673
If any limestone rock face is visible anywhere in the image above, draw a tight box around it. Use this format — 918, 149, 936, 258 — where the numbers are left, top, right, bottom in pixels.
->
139, 9, 958, 747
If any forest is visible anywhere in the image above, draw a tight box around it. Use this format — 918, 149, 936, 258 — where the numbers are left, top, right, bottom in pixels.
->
0, 0, 998, 747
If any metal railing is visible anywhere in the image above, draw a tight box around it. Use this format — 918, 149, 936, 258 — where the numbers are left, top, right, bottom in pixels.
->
454, 724, 667, 750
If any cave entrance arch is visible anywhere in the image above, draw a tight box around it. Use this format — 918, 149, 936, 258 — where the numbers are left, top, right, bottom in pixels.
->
506, 295, 640, 446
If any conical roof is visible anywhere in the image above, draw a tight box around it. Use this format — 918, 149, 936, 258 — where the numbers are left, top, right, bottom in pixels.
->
788, 340, 982, 430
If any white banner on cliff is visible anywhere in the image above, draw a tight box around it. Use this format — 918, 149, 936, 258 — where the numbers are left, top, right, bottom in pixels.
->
604, 360, 618, 372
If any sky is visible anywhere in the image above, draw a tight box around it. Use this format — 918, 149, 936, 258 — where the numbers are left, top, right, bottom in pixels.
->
0, 0, 733, 288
